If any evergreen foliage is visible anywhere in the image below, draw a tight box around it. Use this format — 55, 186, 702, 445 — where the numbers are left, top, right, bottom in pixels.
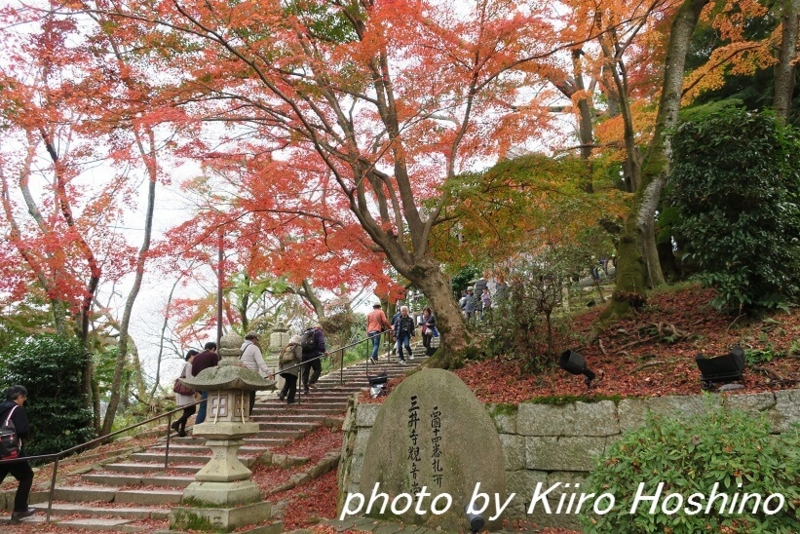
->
0, 334, 95, 458
668, 108, 800, 312
584, 407, 800, 533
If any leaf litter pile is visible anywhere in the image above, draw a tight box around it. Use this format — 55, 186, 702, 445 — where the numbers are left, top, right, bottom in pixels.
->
455, 285, 800, 404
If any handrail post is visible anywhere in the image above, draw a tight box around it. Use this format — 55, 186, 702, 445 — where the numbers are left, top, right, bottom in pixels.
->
339, 347, 344, 385
46, 455, 59, 524
165, 412, 173, 470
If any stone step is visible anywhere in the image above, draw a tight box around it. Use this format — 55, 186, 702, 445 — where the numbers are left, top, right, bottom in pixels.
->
255, 406, 344, 415
158, 435, 291, 448
116, 488, 183, 505
30, 501, 170, 520
53, 485, 183, 506
53, 517, 142, 531
262, 392, 352, 400
148, 444, 269, 455
81, 472, 195, 488
324, 367, 413, 375
54, 485, 117, 503
250, 432, 309, 440
259, 399, 349, 409
130, 452, 258, 464
105, 462, 201, 475
253, 421, 319, 432
248, 413, 328, 422
244, 437, 293, 447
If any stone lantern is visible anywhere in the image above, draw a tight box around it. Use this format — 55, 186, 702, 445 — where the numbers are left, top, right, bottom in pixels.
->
171, 330, 276, 531
267, 322, 290, 391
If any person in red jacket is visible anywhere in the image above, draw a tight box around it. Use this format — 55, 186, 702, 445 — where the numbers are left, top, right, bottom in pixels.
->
366, 303, 391, 363
0, 385, 36, 523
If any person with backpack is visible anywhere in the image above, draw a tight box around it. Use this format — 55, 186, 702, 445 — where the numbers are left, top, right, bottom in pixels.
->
300, 323, 327, 393
240, 331, 271, 413
394, 305, 415, 364
190, 341, 219, 425
0, 385, 36, 523
172, 349, 198, 437
366, 303, 391, 363
278, 334, 303, 404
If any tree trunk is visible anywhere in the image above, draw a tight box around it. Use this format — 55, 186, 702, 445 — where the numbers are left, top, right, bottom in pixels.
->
774, 0, 800, 122
604, 0, 710, 321
101, 122, 158, 435
404, 258, 471, 369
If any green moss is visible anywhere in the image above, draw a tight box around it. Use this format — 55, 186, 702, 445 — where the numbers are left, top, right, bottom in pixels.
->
180, 497, 225, 509
171, 509, 221, 532
488, 403, 518, 416
529, 394, 622, 406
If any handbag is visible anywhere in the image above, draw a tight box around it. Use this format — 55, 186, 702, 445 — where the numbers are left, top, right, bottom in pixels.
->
173, 366, 195, 396
0, 405, 20, 460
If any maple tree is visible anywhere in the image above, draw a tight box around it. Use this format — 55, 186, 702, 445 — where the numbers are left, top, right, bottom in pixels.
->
605, 0, 712, 319
433, 154, 625, 275
157, 155, 403, 343
0, 4, 181, 432
60, 0, 582, 366
682, 0, 799, 123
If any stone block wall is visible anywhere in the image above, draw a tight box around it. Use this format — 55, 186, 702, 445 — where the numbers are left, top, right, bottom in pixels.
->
338, 389, 800, 530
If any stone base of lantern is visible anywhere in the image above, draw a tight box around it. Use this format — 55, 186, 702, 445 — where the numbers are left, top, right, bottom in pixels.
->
182, 479, 262, 506
170, 500, 273, 532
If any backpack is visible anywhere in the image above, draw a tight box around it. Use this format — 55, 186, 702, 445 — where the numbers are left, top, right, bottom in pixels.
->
280, 343, 300, 364
300, 328, 318, 351
0, 406, 20, 460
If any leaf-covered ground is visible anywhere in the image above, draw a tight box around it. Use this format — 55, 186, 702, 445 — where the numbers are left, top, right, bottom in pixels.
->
363, 285, 799, 406
455, 285, 799, 404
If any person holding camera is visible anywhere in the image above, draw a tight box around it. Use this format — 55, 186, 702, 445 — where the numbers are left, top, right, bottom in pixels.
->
0, 385, 36, 523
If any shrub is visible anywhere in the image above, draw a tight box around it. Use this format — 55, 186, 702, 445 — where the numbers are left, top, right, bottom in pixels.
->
668, 107, 800, 312
0, 334, 96, 458
584, 406, 800, 533
487, 253, 582, 371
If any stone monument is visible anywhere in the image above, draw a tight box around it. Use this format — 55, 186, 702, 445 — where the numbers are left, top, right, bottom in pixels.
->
170, 330, 276, 532
357, 369, 507, 531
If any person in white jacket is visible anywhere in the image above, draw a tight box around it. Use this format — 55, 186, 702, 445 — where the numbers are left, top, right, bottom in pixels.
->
240, 332, 271, 413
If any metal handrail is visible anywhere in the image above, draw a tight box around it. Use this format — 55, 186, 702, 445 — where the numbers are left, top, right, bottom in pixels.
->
0, 396, 204, 524
1, 331, 399, 523
274, 330, 390, 403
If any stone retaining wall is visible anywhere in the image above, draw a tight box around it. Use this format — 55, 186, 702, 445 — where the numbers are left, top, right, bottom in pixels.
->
338, 389, 800, 530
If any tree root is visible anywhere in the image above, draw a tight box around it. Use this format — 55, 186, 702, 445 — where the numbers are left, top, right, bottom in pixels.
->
616, 335, 659, 352
751, 366, 784, 382
631, 360, 665, 374
614, 322, 687, 352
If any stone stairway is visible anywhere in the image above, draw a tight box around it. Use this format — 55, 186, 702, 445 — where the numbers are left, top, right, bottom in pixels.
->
17, 342, 431, 531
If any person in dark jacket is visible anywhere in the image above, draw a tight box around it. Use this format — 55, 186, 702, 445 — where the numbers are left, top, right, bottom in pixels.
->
394, 306, 415, 364
0, 385, 36, 523
190, 342, 219, 425
301, 324, 327, 394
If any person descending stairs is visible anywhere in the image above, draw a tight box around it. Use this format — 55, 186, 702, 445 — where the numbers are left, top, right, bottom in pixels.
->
12, 340, 433, 531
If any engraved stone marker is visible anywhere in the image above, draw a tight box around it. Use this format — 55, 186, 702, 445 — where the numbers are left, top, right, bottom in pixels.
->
359, 369, 506, 530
